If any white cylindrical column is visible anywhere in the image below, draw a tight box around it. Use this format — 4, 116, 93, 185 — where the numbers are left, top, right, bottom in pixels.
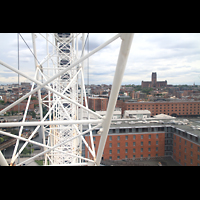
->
0, 151, 8, 166
96, 33, 134, 165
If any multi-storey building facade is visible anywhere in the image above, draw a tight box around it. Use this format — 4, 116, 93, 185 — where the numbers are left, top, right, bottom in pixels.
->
88, 97, 108, 111
173, 132, 200, 166
123, 101, 200, 117
84, 119, 200, 166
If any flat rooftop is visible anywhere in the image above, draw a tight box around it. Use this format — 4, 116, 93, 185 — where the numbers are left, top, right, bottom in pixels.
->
124, 110, 151, 114
110, 118, 200, 137
86, 117, 200, 138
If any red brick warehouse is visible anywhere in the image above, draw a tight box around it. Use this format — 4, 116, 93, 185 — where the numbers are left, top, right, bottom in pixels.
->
84, 126, 165, 161
173, 133, 200, 166
84, 122, 200, 166
122, 101, 200, 117
88, 97, 108, 111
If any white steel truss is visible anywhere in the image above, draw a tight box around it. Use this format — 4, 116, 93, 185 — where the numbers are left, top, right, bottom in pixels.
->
0, 33, 134, 166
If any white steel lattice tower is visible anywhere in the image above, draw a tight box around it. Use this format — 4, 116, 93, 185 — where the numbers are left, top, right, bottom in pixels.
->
52, 33, 80, 164
0, 33, 134, 166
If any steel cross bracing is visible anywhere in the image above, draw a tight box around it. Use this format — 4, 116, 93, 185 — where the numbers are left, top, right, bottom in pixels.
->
0, 33, 134, 166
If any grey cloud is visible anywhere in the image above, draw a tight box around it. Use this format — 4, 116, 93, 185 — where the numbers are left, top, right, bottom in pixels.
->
91, 72, 108, 76
158, 69, 198, 79
148, 33, 196, 47
0, 72, 17, 78
168, 42, 199, 50
1, 33, 200, 85
174, 65, 191, 69
78, 34, 110, 52
86, 39, 100, 51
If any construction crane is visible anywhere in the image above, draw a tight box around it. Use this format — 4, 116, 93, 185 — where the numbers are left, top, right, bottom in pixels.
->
0, 33, 134, 166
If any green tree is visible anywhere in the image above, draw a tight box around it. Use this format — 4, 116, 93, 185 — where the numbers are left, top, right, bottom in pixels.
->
34, 104, 39, 108
42, 106, 48, 117
22, 147, 29, 154
30, 111, 36, 118
0, 137, 4, 143
141, 87, 153, 95
31, 97, 37, 100
134, 85, 142, 92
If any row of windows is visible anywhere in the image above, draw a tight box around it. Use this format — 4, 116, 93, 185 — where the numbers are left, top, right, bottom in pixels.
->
93, 127, 165, 134
127, 103, 200, 107
109, 147, 159, 154
174, 144, 200, 155
128, 107, 200, 114
108, 141, 159, 147
174, 135, 200, 149
174, 142, 196, 149
128, 106, 199, 111
107, 134, 159, 141
150, 108, 198, 111
129, 105, 199, 109
174, 150, 200, 158
175, 157, 199, 165
175, 156, 200, 166
152, 112, 200, 115
173, 135, 200, 165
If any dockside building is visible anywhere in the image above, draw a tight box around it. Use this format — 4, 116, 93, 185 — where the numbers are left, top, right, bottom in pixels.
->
84, 118, 200, 166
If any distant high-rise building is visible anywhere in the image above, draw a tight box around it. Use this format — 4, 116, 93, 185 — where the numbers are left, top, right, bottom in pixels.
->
88, 97, 108, 111
151, 72, 157, 87
142, 72, 167, 88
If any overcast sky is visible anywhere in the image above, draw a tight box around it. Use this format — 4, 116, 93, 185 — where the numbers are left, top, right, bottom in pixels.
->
0, 33, 200, 86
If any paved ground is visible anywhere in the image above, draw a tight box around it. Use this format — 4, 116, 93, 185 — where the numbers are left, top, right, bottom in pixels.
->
6, 157, 39, 166
102, 157, 181, 166
128, 157, 181, 166
5, 150, 44, 166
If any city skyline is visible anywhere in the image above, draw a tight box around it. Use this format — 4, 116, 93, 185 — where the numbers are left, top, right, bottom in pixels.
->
0, 33, 200, 85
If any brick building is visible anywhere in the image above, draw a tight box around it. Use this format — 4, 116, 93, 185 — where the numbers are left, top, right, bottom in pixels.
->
8, 103, 34, 112
173, 133, 200, 166
122, 101, 200, 117
84, 124, 166, 162
88, 96, 200, 118
1, 95, 7, 103
84, 119, 200, 166
88, 97, 108, 111
142, 72, 167, 88
88, 97, 200, 118
85, 131, 165, 161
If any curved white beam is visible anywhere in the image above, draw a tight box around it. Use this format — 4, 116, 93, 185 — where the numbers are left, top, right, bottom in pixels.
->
96, 33, 134, 165
0, 119, 103, 127
0, 151, 8, 166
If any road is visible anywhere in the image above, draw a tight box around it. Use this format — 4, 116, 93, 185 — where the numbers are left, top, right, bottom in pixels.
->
0, 138, 16, 151
5, 149, 45, 166
0, 116, 38, 122
6, 157, 39, 166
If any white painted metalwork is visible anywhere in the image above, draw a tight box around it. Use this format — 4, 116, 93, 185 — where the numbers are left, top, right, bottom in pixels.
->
0, 150, 8, 166
0, 33, 134, 166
